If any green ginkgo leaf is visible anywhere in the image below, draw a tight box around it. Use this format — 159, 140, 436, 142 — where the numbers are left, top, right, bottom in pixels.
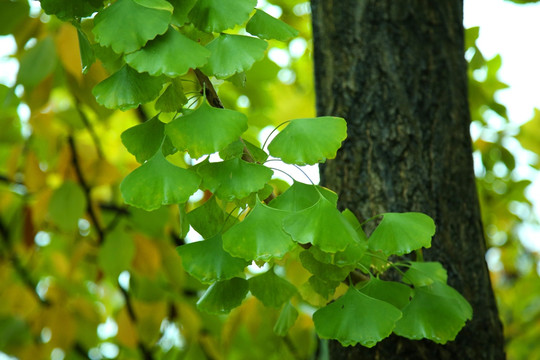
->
358, 278, 413, 310
165, 101, 247, 158
188, 0, 256, 33
402, 261, 448, 287
196, 277, 249, 314
125, 27, 210, 77
248, 269, 296, 308
273, 302, 298, 336
40, 0, 102, 21
197, 158, 273, 201
177, 235, 249, 284
92, 65, 165, 110
299, 251, 353, 283
393, 281, 473, 344
308, 276, 340, 299
222, 201, 295, 261
219, 139, 268, 163
121, 115, 164, 163
120, 151, 200, 211
17, 37, 57, 89
48, 181, 87, 232
268, 117, 347, 165
269, 181, 337, 212
186, 196, 235, 239
246, 9, 299, 41
168, 0, 197, 26
283, 196, 361, 253
98, 228, 135, 280
201, 34, 267, 78
155, 78, 188, 113
92, 0, 172, 54
368, 212, 435, 256
77, 29, 95, 74
313, 287, 402, 348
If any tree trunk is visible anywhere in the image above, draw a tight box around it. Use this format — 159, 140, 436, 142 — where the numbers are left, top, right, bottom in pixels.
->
311, 1, 505, 359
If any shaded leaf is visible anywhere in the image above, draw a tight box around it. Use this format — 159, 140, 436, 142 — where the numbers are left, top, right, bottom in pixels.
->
77, 29, 95, 74
177, 235, 248, 284
299, 251, 352, 283
121, 115, 164, 163
186, 196, 233, 239
197, 277, 249, 314
313, 287, 402, 347
120, 151, 201, 211
368, 212, 435, 256
358, 278, 413, 310
402, 261, 448, 287
168, 0, 197, 26
269, 181, 337, 212
48, 181, 87, 232
188, 0, 256, 33
17, 37, 58, 88
155, 78, 188, 113
98, 228, 135, 280
246, 9, 299, 41
40, 0, 102, 21
273, 302, 298, 336
0, 0, 29, 36
308, 276, 340, 299
166, 100, 247, 158
219, 139, 268, 163
268, 117, 347, 165
248, 269, 296, 308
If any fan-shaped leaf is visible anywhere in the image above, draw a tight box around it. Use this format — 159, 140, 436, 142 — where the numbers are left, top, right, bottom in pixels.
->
308, 276, 340, 299
155, 79, 188, 113
197, 158, 273, 201
246, 9, 299, 41
196, 277, 249, 314
248, 269, 296, 308
186, 196, 234, 239
98, 228, 135, 280
273, 302, 298, 336
40, 0, 102, 20
222, 201, 294, 261
268, 117, 347, 165
48, 181, 87, 232
17, 37, 57, 88
313, 287, 402, 347
120, 151, 200, 211
269, 181, 337, 212
92, 65, 165, 110
202, 34, 267, 78
219, 139, 268, 163
177, 235, 248, 284
188, 0, 256, 33
368, 212, 435, 256
358, 278, 413, 310
299, 251, 353, 283
92, 0, 172, 54
393, 281, 472, 344
283, 196, 361, 253
166, 101, 247, 158
168, 0, 197, 26
402, 261, 448, 287
121, 115, 164, 163
125, 27, 210, 77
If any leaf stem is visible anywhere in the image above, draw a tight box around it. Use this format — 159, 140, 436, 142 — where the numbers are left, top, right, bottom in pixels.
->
261, 120, 291, 150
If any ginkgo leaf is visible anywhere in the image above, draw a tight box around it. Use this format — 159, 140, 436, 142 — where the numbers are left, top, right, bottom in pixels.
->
283, 196, 361, 253
197, 158, 273, 201
125, 27, 210, 77
186, 196, 234, 239
197, 277, 249, 314
308, 276, 340, 299
248, 269, 296, 308
121, 115, 164, 163
17, 37, 57, 88
48, 181, 87, 232
77, 29, 95, 74
246, 9, 299, 41
222, 201, 295, 262
99, 228, 135, 280
299, 251, 353, 283
92, 65, 165, 110
219, 139, 268, 163
40, 0, 102, 21
358, 278, 413, 310
273, 302, 298, 336
402, 261, 448, 287
368, 212, 435, 256
393, 281, 472, 344
154, 78, 188, 113
165, 100, 247, 158
308, 234, 367, 267
268, 117, 347, 165
268, 181, 337, 212
313, 287, 402, 348
201, 34, 267, 78
120, 151, 200, 211
177, 235, 248, 284
92, 0, 172, 54
168, 0, 197, 26
188, 0, 256, 33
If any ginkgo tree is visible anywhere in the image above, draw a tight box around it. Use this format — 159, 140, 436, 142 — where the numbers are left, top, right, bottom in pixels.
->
0, 0, 473, 359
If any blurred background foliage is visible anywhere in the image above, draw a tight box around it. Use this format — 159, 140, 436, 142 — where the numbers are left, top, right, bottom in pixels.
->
0, 0, 539, 359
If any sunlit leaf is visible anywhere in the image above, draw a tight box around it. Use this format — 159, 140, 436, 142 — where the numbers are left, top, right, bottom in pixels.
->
273, 302, 298, 336
222, 201, 295, 261
368, 212, 435, 256
402, 261, 448, 287
188, 0, 256, 33
168, 0, 197, 26
17, 37, 57, 88
313, 287, 402, 347
197, 277, 249, 314
125, 27, 210, 77
155, 78, 188, 113
268, 117, 347, 165
92, 0, 172, 54
358, 278, 413, 310
92, 65, 165, 110
48, 181, 87, 232
177, 235, 248, 284
246, 9, 299, 41
269, 181, 337, 212
202, 34, 267, 78
120, 151, 200, 211
121, 115, 164, 163
283, 196, 361, 253
393, 281, 472, 344
98, 228, 135, 280
166, 100, 247, 158
197, 158, 273, 201
248, 269, 296, 308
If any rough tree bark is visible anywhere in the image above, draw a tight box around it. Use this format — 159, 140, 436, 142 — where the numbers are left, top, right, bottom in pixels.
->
311, 1, 505, 359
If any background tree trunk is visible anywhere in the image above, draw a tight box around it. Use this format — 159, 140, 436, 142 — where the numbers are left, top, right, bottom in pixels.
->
311, 1, 505, 359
